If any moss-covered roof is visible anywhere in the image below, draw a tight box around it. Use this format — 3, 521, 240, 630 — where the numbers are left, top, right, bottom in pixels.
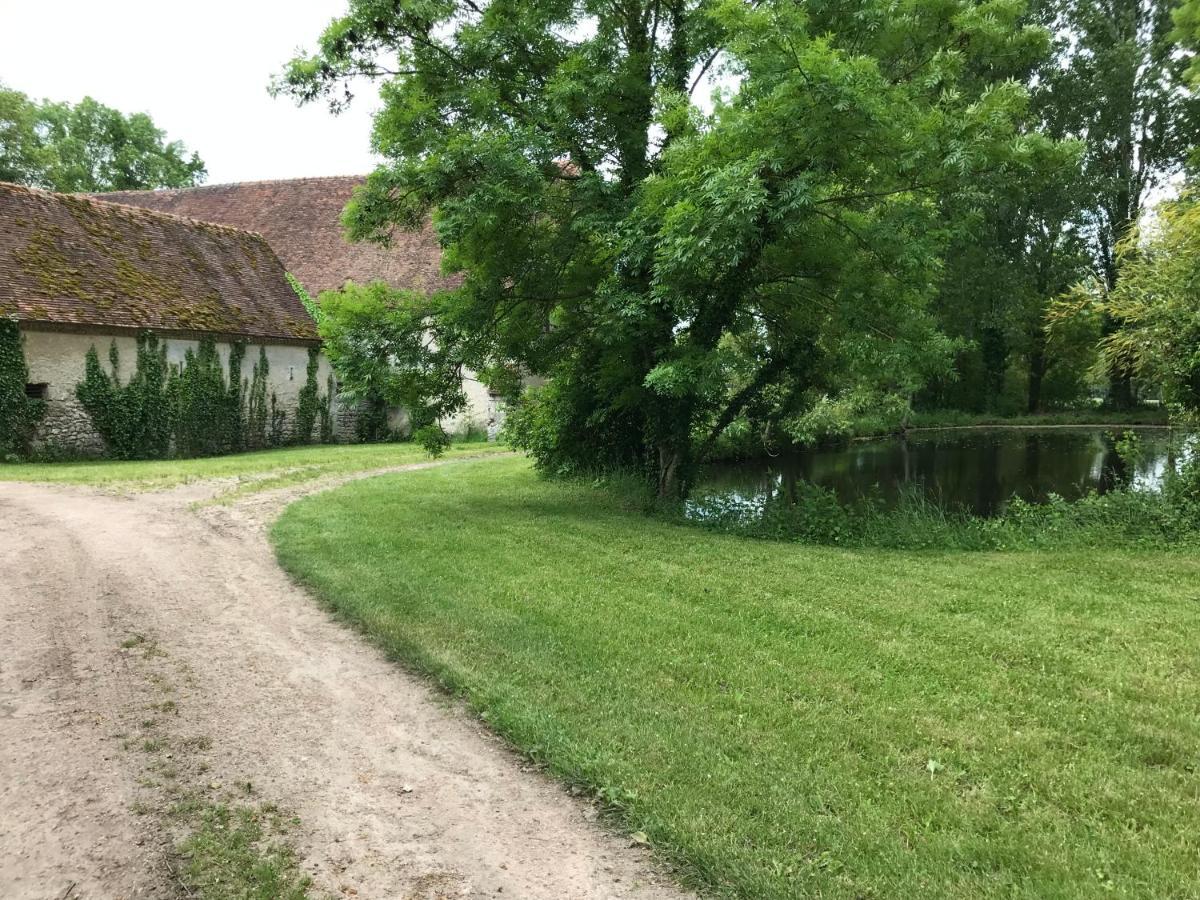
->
0, 182, 318, 342
94, 176, 458, 296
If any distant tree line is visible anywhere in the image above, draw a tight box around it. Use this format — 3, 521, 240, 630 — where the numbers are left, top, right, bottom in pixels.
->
0, 82, 205, 193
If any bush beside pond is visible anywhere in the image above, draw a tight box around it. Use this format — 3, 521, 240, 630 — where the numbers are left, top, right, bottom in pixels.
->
683, 475, 1200, 551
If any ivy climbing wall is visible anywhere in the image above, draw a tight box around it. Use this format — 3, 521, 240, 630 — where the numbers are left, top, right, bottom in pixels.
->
21, 327, 349, 456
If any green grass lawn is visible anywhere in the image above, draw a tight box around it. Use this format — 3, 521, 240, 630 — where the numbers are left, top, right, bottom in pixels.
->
0, 440, 509, 490
272, 456, 1200, 899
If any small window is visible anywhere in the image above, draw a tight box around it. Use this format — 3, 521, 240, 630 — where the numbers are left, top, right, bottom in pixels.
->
25, 383, 48, 400
288, 366, 295, 382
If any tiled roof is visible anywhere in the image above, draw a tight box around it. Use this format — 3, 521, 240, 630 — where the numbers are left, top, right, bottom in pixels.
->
94, 175, 455, 297
0, 182, 318, 342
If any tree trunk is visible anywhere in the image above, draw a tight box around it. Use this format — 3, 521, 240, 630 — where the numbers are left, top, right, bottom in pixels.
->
657, 442, 685, 499
1027, 337, 1046, 414
1106, 368, 1136, 410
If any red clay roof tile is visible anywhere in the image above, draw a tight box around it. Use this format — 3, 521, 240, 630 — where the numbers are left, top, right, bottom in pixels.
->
94, 175, 456, 297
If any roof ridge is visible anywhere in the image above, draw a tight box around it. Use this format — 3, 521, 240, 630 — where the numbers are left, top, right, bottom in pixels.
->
0, 182, 274, 242
94, 174, 368, 197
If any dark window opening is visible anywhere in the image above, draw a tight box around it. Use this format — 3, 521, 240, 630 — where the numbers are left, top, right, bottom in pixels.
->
25, 383, 48, 400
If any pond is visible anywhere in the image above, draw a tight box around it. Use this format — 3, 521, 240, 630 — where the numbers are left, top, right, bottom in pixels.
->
692, 427, 1193, 518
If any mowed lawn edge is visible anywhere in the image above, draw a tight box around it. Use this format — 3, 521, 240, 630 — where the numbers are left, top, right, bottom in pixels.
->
271, 455, 1200, 899
0, 441, 510, 490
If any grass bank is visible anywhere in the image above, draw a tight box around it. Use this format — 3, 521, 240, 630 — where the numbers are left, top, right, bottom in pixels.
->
273, 456, 1200, 899
0, 440, 508, 490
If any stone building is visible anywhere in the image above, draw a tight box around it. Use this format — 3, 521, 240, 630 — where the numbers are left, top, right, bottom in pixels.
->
96, 176, 501, 437
0, 182, 336, 454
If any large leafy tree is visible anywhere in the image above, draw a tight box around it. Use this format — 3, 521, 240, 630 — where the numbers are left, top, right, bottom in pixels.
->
0, 84, 206, 192
925, 0, 1098, 416
279, 0, 1051, 495
928, 115, 1091, 414
1040, 0, 1200, 406
1053, 197, 1200, 422
926, 0, 1198, 415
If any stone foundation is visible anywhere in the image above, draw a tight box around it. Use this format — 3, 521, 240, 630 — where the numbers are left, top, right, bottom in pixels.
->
32, 396, 106, 458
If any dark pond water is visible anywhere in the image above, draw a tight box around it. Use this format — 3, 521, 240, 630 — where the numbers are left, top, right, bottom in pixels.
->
692, 427, 1193, 518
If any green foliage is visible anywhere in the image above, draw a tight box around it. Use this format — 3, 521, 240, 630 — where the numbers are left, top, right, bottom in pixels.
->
315, 281, 466, 447
1045, 0, 1200, 290
921, 0, 1200, 415
293, 347, 322, 444
687, 478, 1200, 552
0, 82, 206, 192
278, 0, 1048, 496
174, 338, 245, 458
354, 392, 391, 443
268, 393, 287, 448
1053, 197, 1200, 422
246, 348, 270, 450
286, 273, 324, 326
1176, 0, 1200, 85
411, 423, 450, 457
76, 334, 174, 460
319, 373, 336, 445
0, 319, 45, 458
76, 333, 333, 460
1038, 0, 1200, 406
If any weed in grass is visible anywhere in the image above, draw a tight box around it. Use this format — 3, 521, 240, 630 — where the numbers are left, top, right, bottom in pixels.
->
178, 804, 311, 900
147, 673, 173, 693
157, 764, 180, 781
120, 632, 167, 657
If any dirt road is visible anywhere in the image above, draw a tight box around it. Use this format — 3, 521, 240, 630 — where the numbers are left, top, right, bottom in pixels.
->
0, 464, 689, 899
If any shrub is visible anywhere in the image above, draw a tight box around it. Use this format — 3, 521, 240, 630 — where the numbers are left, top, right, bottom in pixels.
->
174, 337, 245, 457
246, 347, 270, 450
76, 332, 335, 460
76, 334, 173, 460
0, 318, 45, 458
293, 347, 322, 443
319, 373, 336, 444
681, 474, 1200, 552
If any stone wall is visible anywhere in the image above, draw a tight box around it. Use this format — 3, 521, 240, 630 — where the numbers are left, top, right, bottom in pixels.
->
21, 327, 344, 456
20, 326, 502, 456
445, 368, 505, 438
33, 394, 107, 456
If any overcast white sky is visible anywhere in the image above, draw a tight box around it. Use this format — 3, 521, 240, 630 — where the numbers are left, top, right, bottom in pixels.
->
0, 0, 380, 185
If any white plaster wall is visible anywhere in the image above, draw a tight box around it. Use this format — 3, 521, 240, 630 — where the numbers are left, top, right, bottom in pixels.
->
443, 368, 502, 437
21, 327, 341, 453
20, 327, 500, 449
21, 329, 334, 404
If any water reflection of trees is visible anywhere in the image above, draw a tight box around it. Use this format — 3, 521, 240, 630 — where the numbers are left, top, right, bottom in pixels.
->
698, 429, 1189, 519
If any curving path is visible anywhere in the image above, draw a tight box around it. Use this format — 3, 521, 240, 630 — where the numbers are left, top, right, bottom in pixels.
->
0, 462, 689, 899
